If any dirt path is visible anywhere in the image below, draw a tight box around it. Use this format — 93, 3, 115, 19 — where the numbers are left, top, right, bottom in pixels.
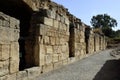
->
36, 49, 120, 80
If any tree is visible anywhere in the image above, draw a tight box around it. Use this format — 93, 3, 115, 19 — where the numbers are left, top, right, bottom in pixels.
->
91, 14, 117, 37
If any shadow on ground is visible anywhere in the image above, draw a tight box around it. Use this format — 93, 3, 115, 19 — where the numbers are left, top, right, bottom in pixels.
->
93, 59, 120, 80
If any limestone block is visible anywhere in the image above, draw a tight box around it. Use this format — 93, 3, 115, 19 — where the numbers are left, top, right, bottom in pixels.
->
43, 36, 49, 44
55, 37, 60, 45
9, 59, 19, 74
42, 63, 53, 73
36, 24, 48, 36
56, 14, 61, 21
53, 46, 60, 53
51, 10, 56, 19
53, 54, 59, 62
53, 20, 59, 29
61, 44, 67, 53
0, 60, 9, 77
16, 71, 28, 80
46, 46, 53, 54
45, 54, 52, 64
26, 67, 41, 79
40, 17, 53, 27
39, 44, 45, 66
10, 29, 20, 42
0, 28, 11, 42
10, 42, 19, 74
34, 44, 45, 66
50, 37, 55, 45
60, 16, 65, 23
0, 44, 10, 61
7, 73, 16, 80
64, 17, 69, 25
53, 61, 63, 70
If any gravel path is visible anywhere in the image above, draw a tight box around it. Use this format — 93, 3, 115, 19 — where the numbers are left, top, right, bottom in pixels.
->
36, 49, 120, 80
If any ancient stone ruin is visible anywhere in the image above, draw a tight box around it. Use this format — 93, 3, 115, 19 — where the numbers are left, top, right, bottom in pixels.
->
0, 0, 107, 80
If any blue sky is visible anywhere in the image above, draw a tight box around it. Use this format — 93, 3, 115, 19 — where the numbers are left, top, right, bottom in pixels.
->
52, 0, 120, 31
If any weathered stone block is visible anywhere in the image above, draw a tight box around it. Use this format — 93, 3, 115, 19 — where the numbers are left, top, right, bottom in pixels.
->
56, 14, 61, 21
0, 28, 11, 43
51, 10, 56, 19
46, 46, 53, 54
43, 36, 49, 44
10, 29, 20, 42
9, 59, 19, 74
53, 20, 59, 29
45, 54, 52, 64
60, 16, 65, 23
40, 17, 53, 27
0, 60, 9, 77
53, 54, 59, 62
64, 17, 69, 25
50, 37, 55, 45
0, 44, 10, 61
10, 42, 19, 74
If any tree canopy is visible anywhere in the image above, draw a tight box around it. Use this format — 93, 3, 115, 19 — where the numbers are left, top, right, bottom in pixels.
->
91, 14, 117, 37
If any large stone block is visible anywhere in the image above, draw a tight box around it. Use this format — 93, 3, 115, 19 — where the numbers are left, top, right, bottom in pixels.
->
43, 36, 50, 44
53, 20, 59, 29
46, 46, 53, 54
0, 60, 9, 77
50, 37, 55, 45
9, 42, 19, 74
0, 28, 11, 43
64, 17, 69, 25
0, 44, 10, 61
45, 54, 52, 64
40, 17, 53, 27
10, 29, 20, 42
9, 59, 19, 74
53, 54, 59, 62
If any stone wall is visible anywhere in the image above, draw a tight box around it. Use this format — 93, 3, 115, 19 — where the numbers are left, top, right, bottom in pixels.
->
30, 8, 70, 72
0, 0, 107, 80
0, 12, 20, 79
69, 15, 86, 59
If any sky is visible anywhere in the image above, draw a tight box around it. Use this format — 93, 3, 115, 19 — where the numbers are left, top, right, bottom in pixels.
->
52, 0, 120, 31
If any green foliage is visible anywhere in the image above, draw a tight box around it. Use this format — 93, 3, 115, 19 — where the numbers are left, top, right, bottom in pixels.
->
91, 14, 117, 38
